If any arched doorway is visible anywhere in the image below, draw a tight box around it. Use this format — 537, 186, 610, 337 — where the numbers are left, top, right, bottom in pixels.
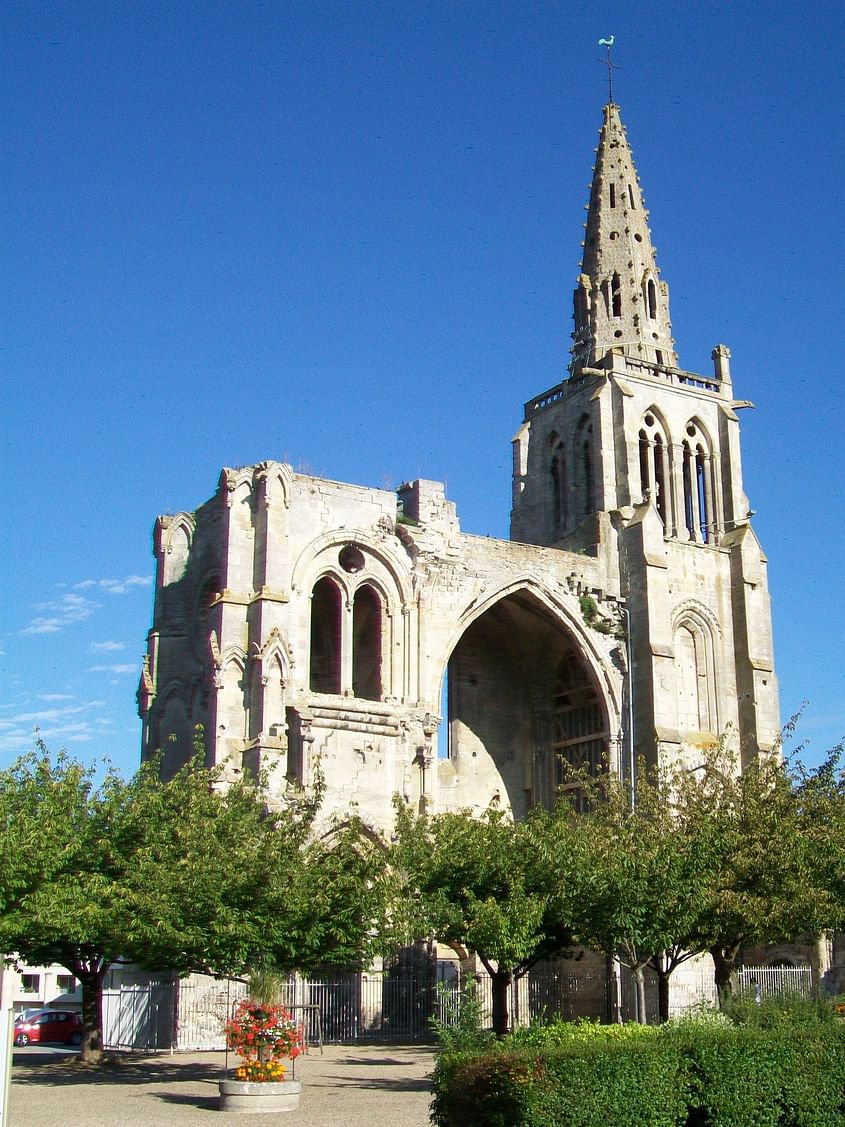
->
440, 591, 611, 818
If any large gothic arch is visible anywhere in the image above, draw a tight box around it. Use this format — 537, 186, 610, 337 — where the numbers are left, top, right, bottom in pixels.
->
437, 583, 616, 818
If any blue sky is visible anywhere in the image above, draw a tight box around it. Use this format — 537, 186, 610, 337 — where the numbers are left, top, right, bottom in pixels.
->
3, 1, 844, 778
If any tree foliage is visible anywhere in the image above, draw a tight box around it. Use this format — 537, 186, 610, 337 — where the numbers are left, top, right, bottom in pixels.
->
393, 729, 845, 1028
0, 738, 386, 1062
392, 800, 591, 1034
569, 762, 714, 1022
671, 738, 840, 1004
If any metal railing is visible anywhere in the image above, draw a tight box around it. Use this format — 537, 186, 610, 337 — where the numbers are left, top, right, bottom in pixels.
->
101, 962, 817, 1051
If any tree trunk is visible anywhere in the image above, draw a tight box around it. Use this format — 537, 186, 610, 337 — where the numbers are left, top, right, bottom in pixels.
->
490, 969, 512, 1037
76, 964, 108, 1063
656, 968, 671, 1023
711, 945, 738, 1011
633, 964, 648, 1025
606, 954, 623, 1024
810, 932, 832, 997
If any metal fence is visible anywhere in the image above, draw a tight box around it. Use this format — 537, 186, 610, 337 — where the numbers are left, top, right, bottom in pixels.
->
738, 965, 813, 1000
101, 962, 817, 1051
102, 982, 174, 1051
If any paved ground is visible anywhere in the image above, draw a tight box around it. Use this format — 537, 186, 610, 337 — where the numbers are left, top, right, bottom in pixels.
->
9, 1043, 437, 1126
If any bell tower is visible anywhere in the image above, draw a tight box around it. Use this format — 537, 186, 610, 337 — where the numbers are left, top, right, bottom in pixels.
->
511, 102, 780, 767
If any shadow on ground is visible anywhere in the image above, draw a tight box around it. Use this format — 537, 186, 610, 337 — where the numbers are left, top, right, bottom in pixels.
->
150, 1092, 220, 1111
314, 1073, 431, 1093
11, 1053, 222, 1087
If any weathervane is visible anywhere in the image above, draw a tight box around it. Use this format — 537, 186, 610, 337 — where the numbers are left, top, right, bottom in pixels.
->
598, 36, 619, 103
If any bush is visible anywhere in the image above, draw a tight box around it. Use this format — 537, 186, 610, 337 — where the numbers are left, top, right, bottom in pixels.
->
431, 1049, 551, 1127
507, 1015, 659, 1050
430, 1021, 845, 1127
430, 980, 493, 1054
682, 1025, 845, 1127
722, 991, 838, 1030
432, 1038, 687, 1127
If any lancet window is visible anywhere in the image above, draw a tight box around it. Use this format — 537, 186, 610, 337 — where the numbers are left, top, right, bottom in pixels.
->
309, 577, 342, 693
573, 283, 589, 332
575, 415, 596, 519
637, 411, 670, 527
308, 548, 390, 700
646, 277, 658, 319
352, 585, 382, 701
549, 435, 568, 535
611, 272, 622, 318
681, 420, 717, 544
673, 612, 717, 733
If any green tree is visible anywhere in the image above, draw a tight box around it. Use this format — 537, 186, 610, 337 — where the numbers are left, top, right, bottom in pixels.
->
0, 739, 385, 1063
392, 801, 588, 1035
571, 763, 715, 1023
672, 740, 838, 1008
792, 745, 845, 923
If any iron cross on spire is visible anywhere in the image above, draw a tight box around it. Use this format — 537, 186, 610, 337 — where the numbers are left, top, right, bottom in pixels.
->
598, 36, 619, 103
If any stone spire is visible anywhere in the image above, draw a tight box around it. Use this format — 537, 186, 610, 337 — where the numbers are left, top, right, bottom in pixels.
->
571, 103, 678, 373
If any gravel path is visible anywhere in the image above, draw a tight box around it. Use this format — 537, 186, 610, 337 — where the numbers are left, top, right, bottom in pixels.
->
9, 1043, 437, 1126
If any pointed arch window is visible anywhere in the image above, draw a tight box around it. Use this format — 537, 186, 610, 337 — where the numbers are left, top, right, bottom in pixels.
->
583, 440, 594, 515
639, 429, 650, 498
638, 411, 671, 528
262, 655, 285, 738
681, 421, 718, 544
673, 613, 717, 732
575, 415, 596, 519
653, 435, 667, 525
683, 443, 695, 538
552, 656, 607, 812
574, 283, 588, 331
310, 577, 342, 693
550, 437, 568, 535
611, 273, 622, 318
352, 585, 382, 701
696, 449, 708, 541
646, 278, 658, 319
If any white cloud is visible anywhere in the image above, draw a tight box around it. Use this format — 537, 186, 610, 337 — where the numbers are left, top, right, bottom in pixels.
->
38, 693, 75, 702
22, 593, 98, 635
0, 700, 111, 754
87, 663, 139, 676
89, 641, 126, 653
20, 575, 151, 636
75, 575, 152, 595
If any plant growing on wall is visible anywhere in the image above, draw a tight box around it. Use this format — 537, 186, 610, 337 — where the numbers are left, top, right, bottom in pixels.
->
578, 593, 617, 636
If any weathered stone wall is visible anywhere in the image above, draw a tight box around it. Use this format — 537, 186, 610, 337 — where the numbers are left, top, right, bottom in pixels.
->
511, 347, 779, 771
141, 468, 626, 835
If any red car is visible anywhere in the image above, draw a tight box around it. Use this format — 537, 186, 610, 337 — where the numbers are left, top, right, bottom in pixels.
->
13, 1009, 82, 1046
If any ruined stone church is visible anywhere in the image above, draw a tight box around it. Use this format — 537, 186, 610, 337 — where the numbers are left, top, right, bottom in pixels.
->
138, 101, 779, 836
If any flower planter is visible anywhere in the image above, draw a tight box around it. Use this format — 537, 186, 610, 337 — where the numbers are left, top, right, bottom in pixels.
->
219, 1078, 301, 1114
222, 999, 305, 1114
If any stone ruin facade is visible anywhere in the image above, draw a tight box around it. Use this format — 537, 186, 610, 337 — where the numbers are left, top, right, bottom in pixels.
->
138, 102, 780, 842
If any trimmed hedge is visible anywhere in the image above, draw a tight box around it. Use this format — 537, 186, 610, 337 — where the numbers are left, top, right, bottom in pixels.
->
431, 1024, 845, 1127
683, 1026, 845, 1127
